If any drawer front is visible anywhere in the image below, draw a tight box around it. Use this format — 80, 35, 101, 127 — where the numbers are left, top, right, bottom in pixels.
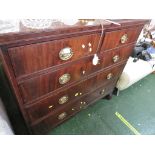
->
94, 63, 125, 88
83, 44, 134, 75
100, 44, 134, 68
8, 34, 100, 78
101, 26, 143, 51
31, 79, 117, 134
83, 79, 117, 104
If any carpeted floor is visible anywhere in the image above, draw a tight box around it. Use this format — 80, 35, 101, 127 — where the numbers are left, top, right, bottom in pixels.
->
48, 74, 155, 135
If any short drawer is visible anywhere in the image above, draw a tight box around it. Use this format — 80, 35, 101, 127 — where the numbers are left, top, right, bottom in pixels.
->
101, 26, 143, 51
85, 44, 134, 73
8, 34, 100, 78
82, 79, 117, 106
99, 44, 135, 68
31, 80, 117, 134
94, 63, 125, 89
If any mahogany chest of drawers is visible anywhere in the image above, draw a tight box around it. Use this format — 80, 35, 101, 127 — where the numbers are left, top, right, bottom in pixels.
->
0, 19, 150, 134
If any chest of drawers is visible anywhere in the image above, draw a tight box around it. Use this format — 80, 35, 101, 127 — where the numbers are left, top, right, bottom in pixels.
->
0, 19, 149, 134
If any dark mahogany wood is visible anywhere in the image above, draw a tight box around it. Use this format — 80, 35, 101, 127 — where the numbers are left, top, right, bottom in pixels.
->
19, 61, 125, 104
0, 19, 149, 134
8, 34, 100, 78
101, 26, 143, 51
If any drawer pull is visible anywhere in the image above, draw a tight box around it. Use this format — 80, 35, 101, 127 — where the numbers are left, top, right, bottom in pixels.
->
107, 73, 113, 80
48, 105, 54, 109
120, 34, 128, 44
59, 73, 71, 84
113, 55, 120, 63
100, 89, 105, 95
59, 47, 73, 61
58, 112, 67, 120
72, 108, 75, 111
59, 95, 69, 105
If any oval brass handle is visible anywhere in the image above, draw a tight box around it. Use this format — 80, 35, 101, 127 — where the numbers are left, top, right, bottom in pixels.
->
59, 95, 69, 105
58, 112, 67, 120
100, 89, 105, 95
113, 55, 120, 63
120, 34, 128, 44
59, 47, 74, 61
59, 73, 71, 85
107, 73, 113, 80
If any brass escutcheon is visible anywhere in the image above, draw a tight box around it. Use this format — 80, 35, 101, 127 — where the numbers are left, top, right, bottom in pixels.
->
121, 34, 128, 44
113, 55, 120, 63
59, 73, 71, 84
58, 112, 67, 120
59, 47, 73, 61
59, 95, 69, 105
107, 73, 113, 80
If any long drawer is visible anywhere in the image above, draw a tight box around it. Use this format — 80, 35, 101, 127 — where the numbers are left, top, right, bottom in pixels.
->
31, 79, 117, 134
19, 62, 125, 103
8, 34, 100, 78
101, 26, 142, 51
